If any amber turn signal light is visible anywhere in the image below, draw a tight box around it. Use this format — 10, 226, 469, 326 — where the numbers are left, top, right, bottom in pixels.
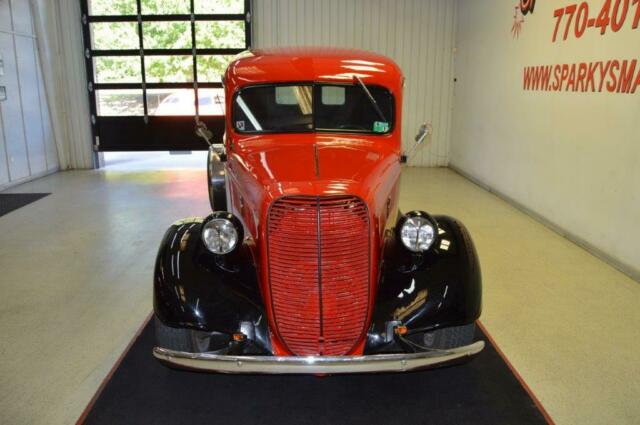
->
232, 332, 247, 342
394, 325, 408, 335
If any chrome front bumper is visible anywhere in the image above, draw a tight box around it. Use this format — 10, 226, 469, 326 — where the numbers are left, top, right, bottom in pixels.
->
153, 340, 485, 374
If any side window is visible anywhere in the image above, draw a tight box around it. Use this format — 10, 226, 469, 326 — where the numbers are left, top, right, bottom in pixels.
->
276, 87, 300, 105
321, 86, 345, 105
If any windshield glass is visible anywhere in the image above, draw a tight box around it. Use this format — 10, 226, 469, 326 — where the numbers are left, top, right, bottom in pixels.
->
232, 83, 394, 134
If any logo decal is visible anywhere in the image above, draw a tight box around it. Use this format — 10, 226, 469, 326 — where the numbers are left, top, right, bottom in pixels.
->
512, 0, 536, 38
520, 0, 536, 15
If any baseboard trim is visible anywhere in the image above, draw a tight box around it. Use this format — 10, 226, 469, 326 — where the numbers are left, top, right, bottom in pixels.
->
0, 167, 60, 192
448, 164, 639, 283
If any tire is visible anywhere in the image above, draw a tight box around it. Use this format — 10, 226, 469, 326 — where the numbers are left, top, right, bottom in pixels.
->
154, 316, 211, 353
207, 147, 227, 212
421, 323, 476, 350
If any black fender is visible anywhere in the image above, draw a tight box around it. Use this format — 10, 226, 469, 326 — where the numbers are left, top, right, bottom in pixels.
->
367, 215, 481, 351
153, 217, 265, 337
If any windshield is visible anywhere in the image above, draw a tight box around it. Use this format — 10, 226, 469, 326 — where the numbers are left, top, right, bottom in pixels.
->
232, 83, 394, 134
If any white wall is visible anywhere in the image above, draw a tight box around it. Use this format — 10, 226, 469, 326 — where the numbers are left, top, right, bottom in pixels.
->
0, 0, 58, 190
452, 0, 640, 277
253, 0, 457, 167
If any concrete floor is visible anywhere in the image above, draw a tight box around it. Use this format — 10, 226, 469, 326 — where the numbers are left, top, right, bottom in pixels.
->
0, 162, 638, 424
102, 151, 208, 171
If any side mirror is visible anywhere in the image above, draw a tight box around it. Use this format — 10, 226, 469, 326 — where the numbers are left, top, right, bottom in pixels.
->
415, 123, 430, 145
196, 119, 225, 157
401, 123, 432, 163
195, 119, 214, 145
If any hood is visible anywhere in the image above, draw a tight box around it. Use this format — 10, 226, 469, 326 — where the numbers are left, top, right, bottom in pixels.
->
227, 132, 402, 252
229, 133, 401, 203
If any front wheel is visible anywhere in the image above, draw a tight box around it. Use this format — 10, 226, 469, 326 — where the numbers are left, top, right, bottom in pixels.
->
207, 147, 227, 212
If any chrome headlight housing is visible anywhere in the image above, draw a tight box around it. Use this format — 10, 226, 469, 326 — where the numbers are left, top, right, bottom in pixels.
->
201, 213, 243, 255
398, 211, 437, 252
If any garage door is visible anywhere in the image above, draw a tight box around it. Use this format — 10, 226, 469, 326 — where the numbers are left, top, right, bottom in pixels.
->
80, 0, 252, 151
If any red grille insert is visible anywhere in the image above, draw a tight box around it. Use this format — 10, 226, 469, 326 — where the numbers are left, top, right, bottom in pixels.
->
267, 196, 370, 356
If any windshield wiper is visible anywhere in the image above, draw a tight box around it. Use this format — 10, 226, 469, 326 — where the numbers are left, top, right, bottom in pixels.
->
236, 94, 263, 131
353, 75, 387, 123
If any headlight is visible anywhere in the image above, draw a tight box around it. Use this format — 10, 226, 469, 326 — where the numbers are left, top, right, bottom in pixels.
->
399, 212, 437, 252
201, 213, 242, 254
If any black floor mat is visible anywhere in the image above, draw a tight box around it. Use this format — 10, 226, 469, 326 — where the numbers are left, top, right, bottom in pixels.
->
0, 193, 50, 217
81, 321, 550, 425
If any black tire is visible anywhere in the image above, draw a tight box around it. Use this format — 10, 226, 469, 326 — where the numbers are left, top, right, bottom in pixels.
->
207, 148, 227, 212
154, 316, 211, 353
421, 323, 476, 350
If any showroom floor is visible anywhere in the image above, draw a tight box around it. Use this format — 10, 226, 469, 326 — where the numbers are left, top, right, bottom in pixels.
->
0, 163, 638, 425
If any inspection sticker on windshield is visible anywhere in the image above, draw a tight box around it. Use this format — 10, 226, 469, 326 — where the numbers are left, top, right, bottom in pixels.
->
373, 121, 389, 133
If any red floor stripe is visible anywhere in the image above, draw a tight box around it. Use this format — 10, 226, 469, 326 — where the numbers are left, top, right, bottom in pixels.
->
477, 320, 556, 425
76, 311, 153, 425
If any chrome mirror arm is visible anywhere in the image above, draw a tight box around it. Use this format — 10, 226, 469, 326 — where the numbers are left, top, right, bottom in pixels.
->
195, 118, 214, 146
402, 122, 433, 163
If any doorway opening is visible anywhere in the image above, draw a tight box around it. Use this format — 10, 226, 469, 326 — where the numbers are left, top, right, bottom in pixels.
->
80, 0, 251, 162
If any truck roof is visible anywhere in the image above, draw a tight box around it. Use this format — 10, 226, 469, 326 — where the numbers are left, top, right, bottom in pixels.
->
224, 47, 404, 93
